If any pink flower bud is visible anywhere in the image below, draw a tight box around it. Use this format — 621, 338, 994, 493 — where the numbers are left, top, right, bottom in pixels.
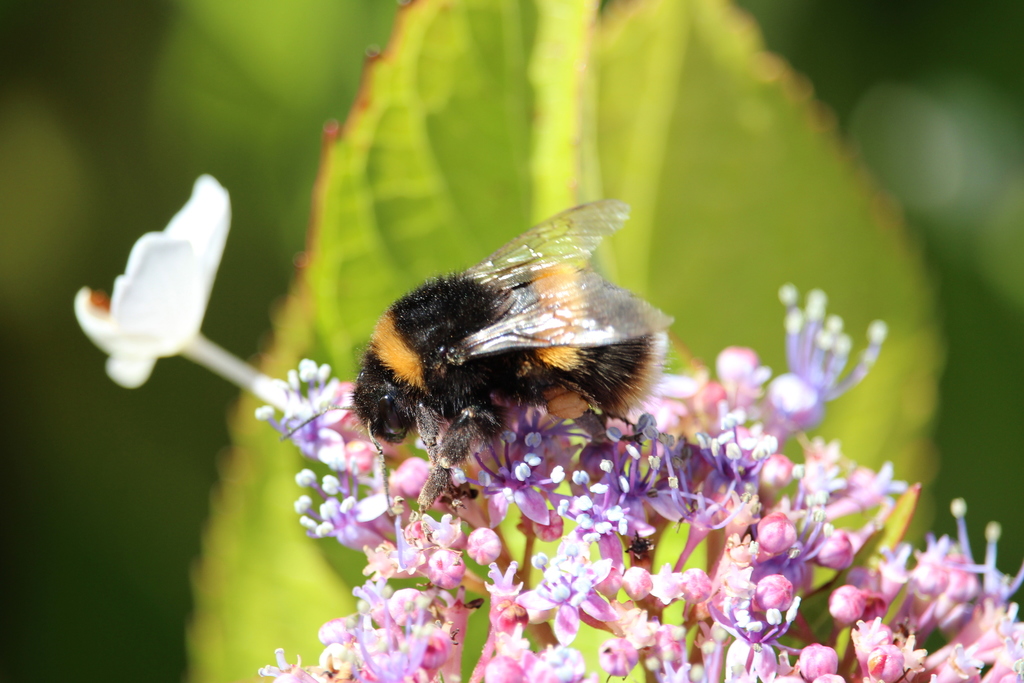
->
812, 676, 845, 683
758, 512, 798, 556
695, 381, 727, 416
390, 456, 430, 499
467, 528, 502, 564
761, 453, 794, 489
485, 655, 524, 682
867, 644, 904, 683
717, 346, 761, 382
421, 627, 452, 670
816, 529, 854, 570
650, 564, 684, 604
653, 625, 685, 663
425, 549, 465, 589
862, 591, 888, 621
597, 565, 623, 598
599, 638, 639, 677
493, 597, 528, 633
318, 617, 352, 645
798, 644, 838, 680
828, 585, 865, 624
755, 574, 794, 611
387, 588, 423, 625
529, 513, 564, 542
622, 566, 653, 600
910, 561, 949, 597
680, 567, 713, 603
945, 566, 979, 603
405, 519, 428, 543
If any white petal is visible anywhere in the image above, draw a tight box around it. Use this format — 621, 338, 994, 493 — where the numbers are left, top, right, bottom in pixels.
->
163, 175, 230, 301
106, 356, 156, 388
111, 232, 203, 350
75, 287, 123, 356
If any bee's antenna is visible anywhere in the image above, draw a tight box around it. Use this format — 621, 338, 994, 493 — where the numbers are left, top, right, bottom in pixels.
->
279, 404, 353, 441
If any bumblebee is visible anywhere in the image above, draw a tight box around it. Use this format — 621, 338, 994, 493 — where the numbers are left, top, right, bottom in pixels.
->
352, 200, 672, 508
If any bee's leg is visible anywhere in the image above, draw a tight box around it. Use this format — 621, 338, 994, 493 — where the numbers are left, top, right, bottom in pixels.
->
575, 410, 609, 442
416, 403, 444, 457
418, 404, 503, 509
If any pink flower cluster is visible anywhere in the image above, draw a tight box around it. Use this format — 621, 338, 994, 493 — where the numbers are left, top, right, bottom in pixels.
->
256, 288, 1024, 682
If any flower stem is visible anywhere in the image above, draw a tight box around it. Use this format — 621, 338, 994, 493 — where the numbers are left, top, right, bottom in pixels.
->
182, 334, 286, 409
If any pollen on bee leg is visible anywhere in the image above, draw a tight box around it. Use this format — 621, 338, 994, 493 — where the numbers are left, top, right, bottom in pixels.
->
544, 386, 589, 419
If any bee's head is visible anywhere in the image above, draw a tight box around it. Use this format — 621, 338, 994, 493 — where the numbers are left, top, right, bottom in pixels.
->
353, 356, 412, 443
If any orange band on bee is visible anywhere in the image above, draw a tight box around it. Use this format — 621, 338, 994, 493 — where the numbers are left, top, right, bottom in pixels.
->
372, 311, 426, 389
536, 345, 582, 371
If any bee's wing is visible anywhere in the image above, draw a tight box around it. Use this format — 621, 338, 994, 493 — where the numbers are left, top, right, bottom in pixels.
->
458, 200, 672, 358
465, 200, 630, 288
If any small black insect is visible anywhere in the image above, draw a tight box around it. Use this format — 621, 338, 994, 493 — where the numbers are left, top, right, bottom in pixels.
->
627, 532, 655, 561
352, 201, 673, 509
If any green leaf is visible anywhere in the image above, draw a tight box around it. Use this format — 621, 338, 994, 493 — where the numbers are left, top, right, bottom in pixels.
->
596, 0, 940, 476
311, 0, 602, 377
188, 291, 354, 683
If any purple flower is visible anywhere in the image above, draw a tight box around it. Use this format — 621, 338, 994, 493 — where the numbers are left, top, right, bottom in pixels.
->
257, 362, 367, 468
474, 409, 579, 525
517, 543, 618, 644
764, 285, 887, 439
293, 467, 390, 551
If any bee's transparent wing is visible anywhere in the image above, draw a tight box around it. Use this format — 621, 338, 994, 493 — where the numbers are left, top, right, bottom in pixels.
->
460, 271, 672, 357
459, 200, 672, 357
465, 200, 630, 288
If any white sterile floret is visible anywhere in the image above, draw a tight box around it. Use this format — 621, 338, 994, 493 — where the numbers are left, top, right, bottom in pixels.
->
295, 469, 317, 487
600, 459, 614, 473
514, 462, 532, 481
550, 466, 565, 484
572, 470, 590, 486
451, 467, 467, 485
75, 175, 229, 388
294, 496, 312, 514
321, 475, 340, 496
525, 453, 542, 467
619, 476, 630, 492
589, 483, 609, 494
254, 405, 275, 421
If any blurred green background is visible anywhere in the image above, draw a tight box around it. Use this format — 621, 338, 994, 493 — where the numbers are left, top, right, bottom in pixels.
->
1, 1, 1021, 682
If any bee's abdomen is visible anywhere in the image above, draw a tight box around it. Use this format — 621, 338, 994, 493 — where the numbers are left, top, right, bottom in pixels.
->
553, 333, 668, 416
